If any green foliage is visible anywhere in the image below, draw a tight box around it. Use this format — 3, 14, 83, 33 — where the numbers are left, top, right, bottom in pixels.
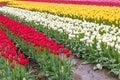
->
0, 56, 34, 80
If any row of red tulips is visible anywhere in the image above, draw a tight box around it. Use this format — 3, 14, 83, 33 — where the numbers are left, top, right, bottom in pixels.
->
0, 13, 74, 79
0, 28, 29, 68
22, 0, 120, 7
0, 26, 34, 80
0, 14, 76, 59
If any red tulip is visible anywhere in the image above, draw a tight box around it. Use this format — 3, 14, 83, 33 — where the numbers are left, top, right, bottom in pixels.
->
19, 58, 29, 65
40, 47, 44, 52
58, 56, 60, 61
66, 53, 71, 58
9, 56, 13, 63
72, 53, 77, 57
10, 64, 15, 69
3, 53, 9, 59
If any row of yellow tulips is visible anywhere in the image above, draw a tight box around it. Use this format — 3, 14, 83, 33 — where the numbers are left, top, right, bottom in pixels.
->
8, 1, 120, 26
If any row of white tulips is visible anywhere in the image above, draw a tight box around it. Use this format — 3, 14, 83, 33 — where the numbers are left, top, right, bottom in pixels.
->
0, 6, 120, 53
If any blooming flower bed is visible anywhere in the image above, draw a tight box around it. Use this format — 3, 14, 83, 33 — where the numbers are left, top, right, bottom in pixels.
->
0, 6, 120, 79
0, 27, 34, 80
0, 6, 120, 53
0, 0, 120, 79
8, 1, 120, 26
0, 13, 73, 80
0, 13, 71, 55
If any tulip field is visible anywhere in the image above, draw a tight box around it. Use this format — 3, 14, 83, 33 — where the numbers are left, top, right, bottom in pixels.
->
0, 0, 120, 80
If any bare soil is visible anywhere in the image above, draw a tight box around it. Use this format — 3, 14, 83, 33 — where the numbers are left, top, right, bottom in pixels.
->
72, 59, 118, 80
26, 58, 48, 80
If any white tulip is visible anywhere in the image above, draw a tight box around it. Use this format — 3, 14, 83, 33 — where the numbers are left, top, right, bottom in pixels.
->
68, 34, 76, 39
96, 64, 102, 70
